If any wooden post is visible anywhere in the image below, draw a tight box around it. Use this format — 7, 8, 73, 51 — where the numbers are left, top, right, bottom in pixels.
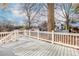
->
37, 30, 39, 40
76, 36, 78, 46
16, 30, 18, 38
0, 33, 2, 39
29, 30, 31, 38
14, 30, 18, 41
24, 30, 26, 36
52, 30, 54, 44
10, 32, 13, 41
13, 30, 17, 41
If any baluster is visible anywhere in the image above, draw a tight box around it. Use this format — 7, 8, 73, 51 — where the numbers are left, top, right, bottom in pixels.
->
24, 30, 26, 36
59, 34, 61, 43
62, 35, 63, 43
60, 34, 61, 42
57, 34, 59, 42
72, 35, 74, 46
55, 34, 57, 42
29, 30, 31, 38
61, 34, 63, 43
64, 35, 65, 44
58, 34, 59, 42
37, 30, 39, 40
70, 35, 73, 45
76, 36, 78, 46
69, 35, 70, 45
64, 35, 66, 44
0, 34, 2, 39
54, 34, 56, 42
67, 35, 69, 44
52, 31, 54, 43
56, 34, 58, 42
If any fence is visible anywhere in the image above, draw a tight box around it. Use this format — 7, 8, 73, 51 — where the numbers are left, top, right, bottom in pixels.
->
54, 32, 79, 49
0, 30, 19, 45
0, 30, 79, 49
24, 30, 79, 49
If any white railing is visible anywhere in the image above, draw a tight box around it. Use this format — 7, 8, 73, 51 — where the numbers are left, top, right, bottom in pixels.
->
23, 30, 52, 42
0, 30, 79, 49
0, 30, 19, 45
54, 32, 79, 49
23, 30, 79, 49
0, 32, 10, 40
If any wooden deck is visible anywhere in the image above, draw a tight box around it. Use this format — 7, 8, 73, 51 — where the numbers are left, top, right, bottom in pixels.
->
1, 35, 79, 56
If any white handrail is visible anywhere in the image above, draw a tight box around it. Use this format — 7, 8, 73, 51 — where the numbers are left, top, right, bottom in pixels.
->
24, 30, 79, 49
0, 30, 19, 45
1, 32, 13, 43
54, 32, 79, 36
0, 30, 79, 49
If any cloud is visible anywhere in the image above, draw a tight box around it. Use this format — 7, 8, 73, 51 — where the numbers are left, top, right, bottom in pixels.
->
11, 9, 25, 17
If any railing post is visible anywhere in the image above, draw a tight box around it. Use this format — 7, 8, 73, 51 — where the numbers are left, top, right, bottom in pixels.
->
24, 30, 26, 36
29, 30, 31, 38
14, 30, 16, 37
37, 30, 39, 40
10, 31, 13, 41
16, 30, 18, 38
13, 30, 17, 41
76, 36, 78, 46
0, 33, 2, 39
52, 30, 54, 44
14, 30, 18, 41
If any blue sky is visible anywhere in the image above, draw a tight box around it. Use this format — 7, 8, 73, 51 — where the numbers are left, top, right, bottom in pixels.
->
0, 3, 47, 26
0, 4, 25, 26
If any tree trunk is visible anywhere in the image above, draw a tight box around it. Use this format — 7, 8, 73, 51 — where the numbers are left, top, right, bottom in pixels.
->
0, 3, 8, 9
66, 13, 69, 31
47, 3, 54, 32
28, 16, 31, 29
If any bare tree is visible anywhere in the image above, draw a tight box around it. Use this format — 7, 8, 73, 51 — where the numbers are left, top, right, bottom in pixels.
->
0, 3, 8, 9
47, 3, 54, 32
72, 4, 79, 14
21, 3, 43, 29
55, 3, 74, 31
39, 21, 47, 31
42, 3, 54, 32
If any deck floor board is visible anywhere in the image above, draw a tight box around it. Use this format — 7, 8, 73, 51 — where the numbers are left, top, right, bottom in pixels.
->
1, 36, 79, 56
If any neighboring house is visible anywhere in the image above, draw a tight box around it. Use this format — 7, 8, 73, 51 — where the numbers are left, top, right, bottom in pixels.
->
69, 22, 79, 33
69, 13, 79, 33
54, 6, 66, 32
55, 20, 65, 32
